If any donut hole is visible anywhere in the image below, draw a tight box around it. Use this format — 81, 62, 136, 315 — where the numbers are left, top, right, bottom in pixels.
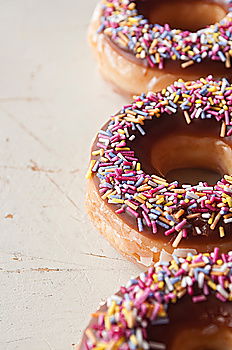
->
166, 168, 220, 186
151, 135, 232, 185
136, 0, 228, 31
171, 326, 232, 350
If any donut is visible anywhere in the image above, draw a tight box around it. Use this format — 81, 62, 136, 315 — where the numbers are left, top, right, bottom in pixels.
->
80, 249, 232, 350
86, 76, 232, 266
88, 0, 232, 96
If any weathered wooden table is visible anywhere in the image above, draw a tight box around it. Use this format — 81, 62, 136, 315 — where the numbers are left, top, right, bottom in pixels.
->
0, 1, 141, 349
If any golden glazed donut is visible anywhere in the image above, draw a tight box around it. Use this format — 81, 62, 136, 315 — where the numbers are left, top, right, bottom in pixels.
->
86, 77, 232, 266
80, 249, 232, 350
88, 0, 232, 96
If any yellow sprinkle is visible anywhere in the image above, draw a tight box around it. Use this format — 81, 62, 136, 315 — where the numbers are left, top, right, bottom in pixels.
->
153, 274, 158, 283
101, 189, 113, 200
85, 160, 96, 179
125, 200, 138, 210
107, 301, 116, 316
152, 179, 169, 186
92, 149, 103, 156
208, 213, 215, 225
124, 311, 135, 329
136, 163, 141, 171
203, 253, 210, 257
134, 196, 145, 204
217, 259, 223, 265
155, 52, 160, 63
210, 212, 221, 230
227, 196, 232, 207
184, 110, 191, 124
165, 201, 174, 207
146, 202, 153, 209
110, 198, 124, 204
137, 185, 151, 192
130, 335, 138, 345
208, 87, 218, 92
219, 226, 225, 238
207, 280, 217, 290
182, 45, 191, 52
156, 197, 164, 204
181, 60, 194, 68
174, 209, 185, 219
104, 315, 111, 330
115, 147, 130, 151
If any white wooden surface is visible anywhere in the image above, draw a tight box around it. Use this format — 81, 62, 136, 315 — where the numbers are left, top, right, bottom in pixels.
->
0, 1, 141, 349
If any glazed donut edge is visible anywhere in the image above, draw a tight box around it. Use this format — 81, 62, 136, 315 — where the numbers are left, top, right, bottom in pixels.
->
79, 249, 232, 350
88, 1, 232, 96
86, 77, 232, 267
87, 4, 205, 97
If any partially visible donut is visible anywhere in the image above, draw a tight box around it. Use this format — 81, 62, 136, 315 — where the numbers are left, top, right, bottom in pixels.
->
80, 249, 232, 350
86, 76, 232, 266
88, 0, 232, 96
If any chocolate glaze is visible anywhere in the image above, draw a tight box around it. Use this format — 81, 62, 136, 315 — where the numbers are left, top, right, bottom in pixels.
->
91, 109, 232, 248
80, 291, 232, 349
106, 36, 232, 78
136, 0, 229, 29
104, 0, 232, 79
147, 294, 232, 348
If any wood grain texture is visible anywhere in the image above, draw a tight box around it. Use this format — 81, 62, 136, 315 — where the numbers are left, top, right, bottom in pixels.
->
0, 1, 141, 349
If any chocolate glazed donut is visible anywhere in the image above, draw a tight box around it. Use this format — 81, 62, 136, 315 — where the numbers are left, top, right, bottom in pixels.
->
88, 0, 232, 96
86, 77, 232, 266
79, 249, 232, 350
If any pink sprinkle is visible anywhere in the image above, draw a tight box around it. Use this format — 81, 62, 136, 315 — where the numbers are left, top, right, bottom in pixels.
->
192, 295, 207, 303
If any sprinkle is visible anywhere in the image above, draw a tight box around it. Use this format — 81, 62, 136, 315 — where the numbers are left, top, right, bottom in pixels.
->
137, 218, 143, 232
86, 160, 96, 179
192, 295, 207, 303
220, 121, 226, 137
210, 212, 221, 230
219, 226, 225, 237
181, 60, 194, 69
85, 328, 97, 345
86, 250, 232, 349
172, 230, 183, 248
98, 1, 232, 70
89, 77, 232, 242
149, 342, 166, 350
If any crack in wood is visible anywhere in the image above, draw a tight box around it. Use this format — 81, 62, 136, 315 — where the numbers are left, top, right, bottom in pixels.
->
81, 252, 124, 261
0, 106, 55, 154
0, 97, 40, 102
46, 174, 80, 211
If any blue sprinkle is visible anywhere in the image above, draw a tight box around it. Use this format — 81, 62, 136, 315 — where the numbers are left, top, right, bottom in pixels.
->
136, 124, 146, 135
156, 220, 170, 229
135, 177, 145, 187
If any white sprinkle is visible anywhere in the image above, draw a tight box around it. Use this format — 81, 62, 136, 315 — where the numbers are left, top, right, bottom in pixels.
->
172, 230, 183, 248
129, 134, 135, 141
198, 271, 205, 289
196, 186, 213, 191
149, 341, 166, 350
186, 191, 199, 199
217, 285, 229, 299
195, 227, 202, 235
224, 218, 232, 224
202, 213, 211, 219
164, 276, 174, 291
